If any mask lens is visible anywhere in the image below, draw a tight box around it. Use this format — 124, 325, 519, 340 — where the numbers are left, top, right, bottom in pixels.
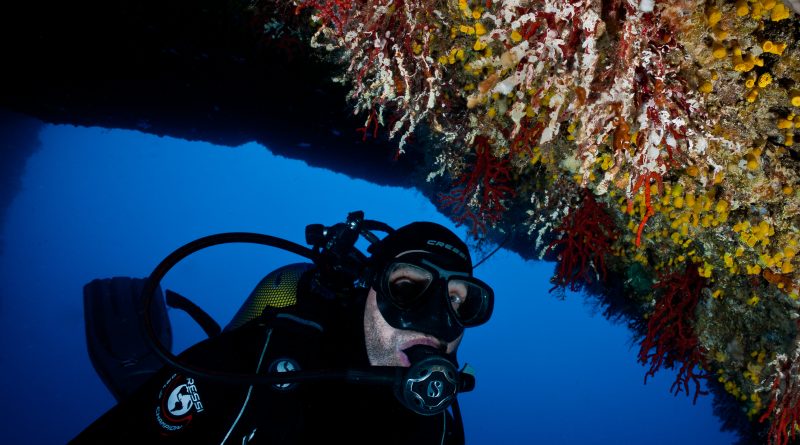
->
447, 278, 492, 326
386, 262, 433, 307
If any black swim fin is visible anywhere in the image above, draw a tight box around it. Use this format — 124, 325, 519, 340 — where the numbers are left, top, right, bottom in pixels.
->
83, 277, 173, 402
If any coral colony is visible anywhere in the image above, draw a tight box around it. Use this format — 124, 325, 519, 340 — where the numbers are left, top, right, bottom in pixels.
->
261, 0, 799, 443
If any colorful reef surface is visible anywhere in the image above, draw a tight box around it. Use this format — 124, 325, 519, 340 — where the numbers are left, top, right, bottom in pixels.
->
252, 1, 800, 443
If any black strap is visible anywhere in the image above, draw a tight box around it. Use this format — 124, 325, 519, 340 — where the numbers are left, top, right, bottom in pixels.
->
450, 398, 466, 445
165, 289, 222, 338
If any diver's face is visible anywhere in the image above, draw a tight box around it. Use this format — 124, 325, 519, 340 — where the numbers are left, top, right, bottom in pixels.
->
363, 288, 463, 367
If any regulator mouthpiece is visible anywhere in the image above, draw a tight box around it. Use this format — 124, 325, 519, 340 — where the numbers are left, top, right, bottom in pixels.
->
396, 345, 459, 415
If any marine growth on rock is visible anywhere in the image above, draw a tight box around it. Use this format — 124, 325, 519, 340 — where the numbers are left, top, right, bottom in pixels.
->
255, 1, 800, 443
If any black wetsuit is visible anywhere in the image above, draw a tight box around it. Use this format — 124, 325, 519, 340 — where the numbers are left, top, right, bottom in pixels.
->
70, 284, 463, 445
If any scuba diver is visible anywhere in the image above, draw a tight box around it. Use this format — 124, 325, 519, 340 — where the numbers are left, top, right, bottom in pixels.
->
71, 211, 494, 445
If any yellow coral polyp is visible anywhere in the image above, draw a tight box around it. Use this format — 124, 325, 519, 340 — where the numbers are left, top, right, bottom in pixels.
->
600, 153, 613, 171
790, 90, 800, 108
474, 22, 486, 36
752, 1, 764, 18
746, 89, 759, 103
745, 153, 759, 170
734, 60, 750, 73
687, 192, 698, 210
735, 0, 750, 16
698, 262, 713, 278
525, 106, 535, 117
756, 220, 773, 236
747, 70, 758, 87
707, 7, 722, 27
762, 40, 786, 55
566, 122, 576, 141
761, 253, 776, 268
711, 42, 727, 59
771, 3, 790, 21
758, 73, 772, 88
699, 81, 713, 94
746, 264, 762, 275
510, 30, 522, 43
724, 253, 735, 270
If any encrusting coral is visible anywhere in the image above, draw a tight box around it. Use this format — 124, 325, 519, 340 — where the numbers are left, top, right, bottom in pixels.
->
253, 1, 800, 443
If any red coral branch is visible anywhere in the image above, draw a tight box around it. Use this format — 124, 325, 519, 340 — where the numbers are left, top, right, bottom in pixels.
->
638, 263, 710, 404
294, 0, 354, 31
626, 171, 664, 247
356, 107, 380, 141
439, 136, 516, 235
509, 119, 544, 158
545, 190, 618, 292
759, 338, 800, 445
760, 373, 800, 445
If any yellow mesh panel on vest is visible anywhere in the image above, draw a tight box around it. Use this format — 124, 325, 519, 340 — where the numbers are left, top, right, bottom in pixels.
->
225, 263, 312, 331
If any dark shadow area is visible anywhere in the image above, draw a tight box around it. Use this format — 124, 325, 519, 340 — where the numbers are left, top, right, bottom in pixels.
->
0, 109, 43, 255
0, 0, 425, 192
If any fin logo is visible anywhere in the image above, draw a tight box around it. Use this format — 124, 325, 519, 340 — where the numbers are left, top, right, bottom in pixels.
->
268, 358, 300, 391
156, 374, 205, 433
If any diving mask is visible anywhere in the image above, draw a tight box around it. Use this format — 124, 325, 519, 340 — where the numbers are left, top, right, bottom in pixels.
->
375, 253, 494, 342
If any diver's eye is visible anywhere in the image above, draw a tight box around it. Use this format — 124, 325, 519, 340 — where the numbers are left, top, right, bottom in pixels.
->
449, 293, 464, 308
448, 281, 468, 310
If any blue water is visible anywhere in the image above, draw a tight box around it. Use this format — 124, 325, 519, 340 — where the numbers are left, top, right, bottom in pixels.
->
0, 123, 738, 444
